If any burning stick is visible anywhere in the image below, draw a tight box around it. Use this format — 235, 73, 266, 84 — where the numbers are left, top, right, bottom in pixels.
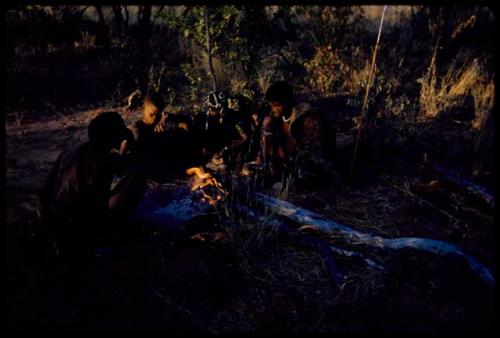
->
135, 168, 227, 236
186, 167, 225, 206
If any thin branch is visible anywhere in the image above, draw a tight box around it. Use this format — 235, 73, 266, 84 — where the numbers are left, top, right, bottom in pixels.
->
152, 5, 166, 26
78, 6, 90, 17
350, 5, 388, 180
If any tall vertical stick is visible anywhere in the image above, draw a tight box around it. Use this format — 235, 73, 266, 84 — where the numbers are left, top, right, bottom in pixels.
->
204, 7, 218, 92
349, 5, 388, 181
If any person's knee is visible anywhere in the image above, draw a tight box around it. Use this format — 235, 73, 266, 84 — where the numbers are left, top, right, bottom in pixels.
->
109, 175, 147, 213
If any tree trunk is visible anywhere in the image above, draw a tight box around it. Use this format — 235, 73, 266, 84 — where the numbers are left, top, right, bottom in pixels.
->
135, 5, 153, 93
112, 5, 123, 36
152, 5, 166, 26
138, 5, 152, 44
123, 6, 130, 31
94, 6, 109, 47
204, 7, 218, 92
95, 5, 105, 25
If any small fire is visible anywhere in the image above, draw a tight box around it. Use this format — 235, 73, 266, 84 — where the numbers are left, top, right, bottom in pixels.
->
186, 167, 224, 206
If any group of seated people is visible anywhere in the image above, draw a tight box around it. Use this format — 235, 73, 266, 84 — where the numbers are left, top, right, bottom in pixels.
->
38, 81, 335, 259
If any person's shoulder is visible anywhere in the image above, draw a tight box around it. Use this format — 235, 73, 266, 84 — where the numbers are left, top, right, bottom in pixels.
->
129, 120, 151, 141
292, 102, 314, 117
54, 140, 89, 171
293, 101, 313, 110
298, 101, 324, 116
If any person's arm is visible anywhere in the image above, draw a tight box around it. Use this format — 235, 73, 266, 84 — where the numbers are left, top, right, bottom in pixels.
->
154, 111, 169, 133
117, 126, 138, 154
119, 139, 128, 156
129, 123, 141, 142
231, 124, 248, 149
260, 115, 274, 168
109, 127, 139, 175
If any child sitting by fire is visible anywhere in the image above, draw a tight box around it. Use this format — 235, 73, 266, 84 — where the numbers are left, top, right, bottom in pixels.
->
127, 91, 202, 183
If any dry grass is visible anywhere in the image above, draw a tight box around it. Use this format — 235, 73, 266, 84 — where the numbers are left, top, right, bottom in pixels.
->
306, 45, 375, 99
229, 76, 255, 102
471, 73, 494, 130
344, 59, 373, 96
255, 68, 272, 96
419, 55, 494, 124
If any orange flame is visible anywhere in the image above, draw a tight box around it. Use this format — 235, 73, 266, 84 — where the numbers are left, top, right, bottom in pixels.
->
186, 167, 224, 206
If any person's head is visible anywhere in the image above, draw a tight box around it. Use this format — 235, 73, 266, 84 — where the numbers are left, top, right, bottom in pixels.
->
264, 81, 295, 118
142, 92, 165, 125
206, 91, 227, 117
88, 111, 129, 151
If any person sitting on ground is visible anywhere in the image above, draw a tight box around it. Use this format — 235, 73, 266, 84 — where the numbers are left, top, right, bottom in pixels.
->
129, 91, 203, 182
258, 81, 335, 184
128, 91, 168, 181
38, 111, 147, 260
192, 91, 251, 170
258, 81, 296, 177
127, 92, 175, 181
228, 94, 259, 164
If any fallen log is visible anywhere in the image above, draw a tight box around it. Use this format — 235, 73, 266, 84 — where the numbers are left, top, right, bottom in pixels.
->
329, 246, 386, 272
254, 193, 494, 288
233, 203, 343, 284
432, 161, 495, 208
235, 202, 391, 286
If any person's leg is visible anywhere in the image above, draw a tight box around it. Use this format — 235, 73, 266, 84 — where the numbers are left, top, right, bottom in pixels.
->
107, 175, 149, 256
108, 175, 148, 217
